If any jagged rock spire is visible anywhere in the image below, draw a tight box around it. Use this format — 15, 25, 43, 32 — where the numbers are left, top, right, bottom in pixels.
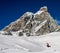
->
2, 6, 60, 36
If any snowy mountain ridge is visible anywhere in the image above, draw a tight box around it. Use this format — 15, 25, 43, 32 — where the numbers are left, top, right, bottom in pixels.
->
1, 6, 60, 36
0, 6, 60, 53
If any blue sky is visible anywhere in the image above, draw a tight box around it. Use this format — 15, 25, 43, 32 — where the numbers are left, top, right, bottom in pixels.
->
0, 0, 60, 30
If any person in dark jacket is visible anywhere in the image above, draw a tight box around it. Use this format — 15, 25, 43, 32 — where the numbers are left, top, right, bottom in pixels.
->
46, 43, 51, 48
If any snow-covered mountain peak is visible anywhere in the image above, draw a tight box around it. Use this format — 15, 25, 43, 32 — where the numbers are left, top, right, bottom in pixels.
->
25, 12, 33, 16
0, 6, 60, 53
35, 6, 47, 15
2, 6, 60, 36
40, 6, 47, 12
21, 12, 33, 18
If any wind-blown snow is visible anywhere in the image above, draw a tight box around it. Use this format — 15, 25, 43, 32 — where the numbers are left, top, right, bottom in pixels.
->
0, 32, 60, 53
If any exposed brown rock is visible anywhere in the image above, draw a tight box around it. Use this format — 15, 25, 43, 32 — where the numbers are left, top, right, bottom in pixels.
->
2, 6, 60, 36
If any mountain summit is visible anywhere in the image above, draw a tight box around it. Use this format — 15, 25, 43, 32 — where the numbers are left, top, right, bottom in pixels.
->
2, 6, 60, 36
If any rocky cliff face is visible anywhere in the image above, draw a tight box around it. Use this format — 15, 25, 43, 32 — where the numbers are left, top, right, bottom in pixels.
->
2, 6, 60, 36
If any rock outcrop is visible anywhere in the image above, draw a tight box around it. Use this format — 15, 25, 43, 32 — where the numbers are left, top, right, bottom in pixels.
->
2, 6, 60, 36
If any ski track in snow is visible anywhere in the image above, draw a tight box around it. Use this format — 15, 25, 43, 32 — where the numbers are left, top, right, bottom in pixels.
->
0, 32, 60, 53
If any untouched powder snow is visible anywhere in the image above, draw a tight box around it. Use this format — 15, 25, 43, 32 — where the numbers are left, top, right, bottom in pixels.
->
0, 32, 60, 53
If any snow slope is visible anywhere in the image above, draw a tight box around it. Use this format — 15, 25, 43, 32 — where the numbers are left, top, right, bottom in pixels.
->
0, 32, 60, 53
